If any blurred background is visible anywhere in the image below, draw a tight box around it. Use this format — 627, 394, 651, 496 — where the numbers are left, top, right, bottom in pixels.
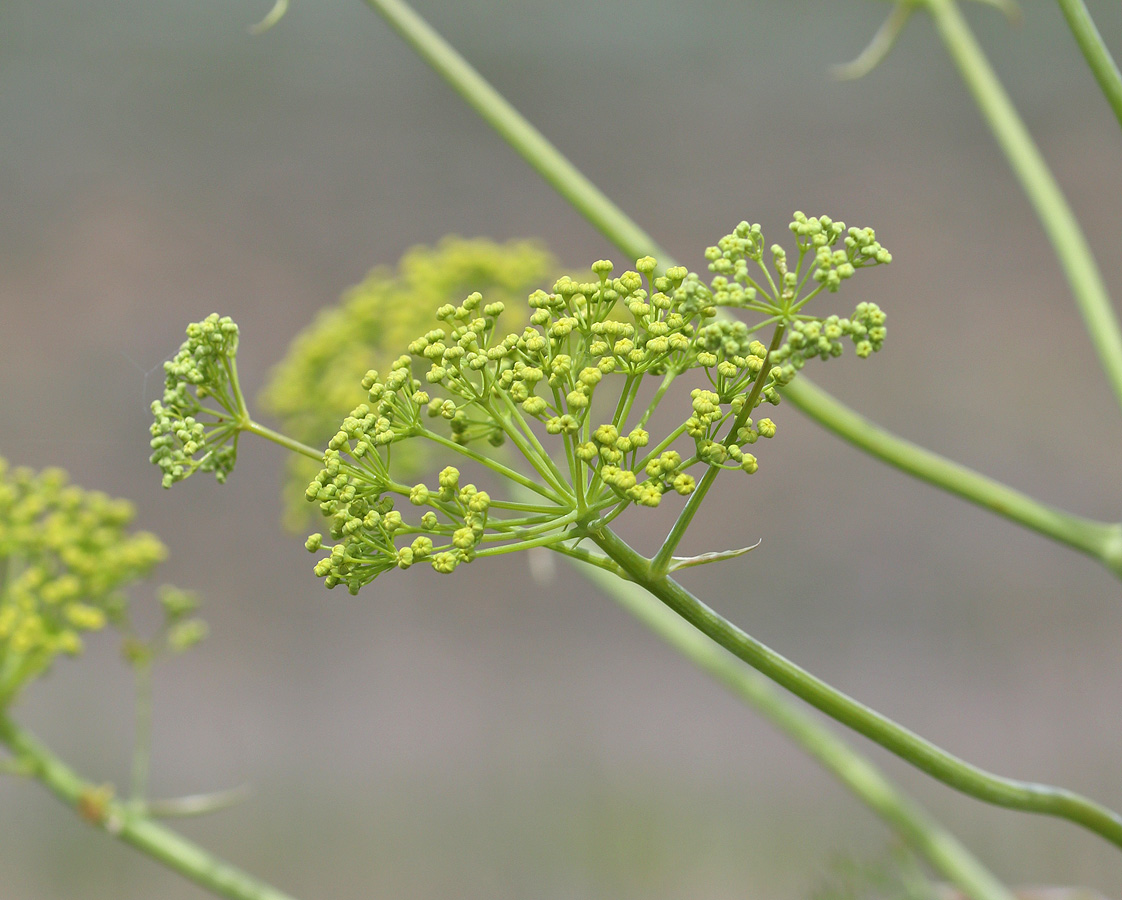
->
2, 1, 1122, 897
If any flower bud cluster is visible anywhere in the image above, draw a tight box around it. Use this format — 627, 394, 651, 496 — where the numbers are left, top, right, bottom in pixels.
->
788, 212, 892, 291
304, 462, 494, 592
260, 239, 557, 528
770, 302, 888, 387
147, 220, 889, 592
0, 458, 167, 705
150, 314, 244, 488
296, 218, 890, 592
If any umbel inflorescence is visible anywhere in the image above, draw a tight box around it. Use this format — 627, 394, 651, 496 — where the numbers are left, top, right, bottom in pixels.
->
150, 315, 246, 489
260, 238, 559, 528
0, 459, 168, 705
152, 216, 889, 594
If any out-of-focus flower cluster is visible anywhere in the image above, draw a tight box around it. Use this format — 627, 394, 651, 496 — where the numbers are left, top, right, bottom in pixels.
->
260, 238, 558, 528
0, 458, 167, 705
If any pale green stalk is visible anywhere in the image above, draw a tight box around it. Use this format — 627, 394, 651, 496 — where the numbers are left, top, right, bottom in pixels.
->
924, 0, 1122, 412
129, 656, 154, 810
0, 715, 301, 900
650, 323, 785, 577
587, 523, 1122, 850
421, 428, 568, 503
360, 0, 672, 265
781, 377, 1122, 578
1055, 0, 1122, 131
575, 561, 1015, 900
241, 420, 323, 462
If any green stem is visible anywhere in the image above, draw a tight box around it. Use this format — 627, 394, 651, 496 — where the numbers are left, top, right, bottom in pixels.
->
650, 323, 785, 577
0, 715, 301, 900
130, 657, 153, 809
1055, 0, 1122, 132
475, 527, 577, 556
549, 542, 626, 576
491, 391, 573, 498
637, 371, 677, 429
421, 428, 567, 504
781, 377, 1122, 579
588, 524, 1122, 850
242, 420, 323, 462
924, 0, 1122, 412
361, 0, 670, 265
574, 560, 1015, 900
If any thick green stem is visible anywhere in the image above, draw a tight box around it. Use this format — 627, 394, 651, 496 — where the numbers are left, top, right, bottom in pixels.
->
588, 524, 1122, 850
925, 0, 1122, 412
1055, 0, 1122, 132
573, 561, 1015, 900
0, 715, 301, 900
781, 377, 1122, 579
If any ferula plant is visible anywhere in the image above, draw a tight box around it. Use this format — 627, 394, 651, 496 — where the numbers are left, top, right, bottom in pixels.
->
149, 215, 889, 592
8, 1, 1122, 899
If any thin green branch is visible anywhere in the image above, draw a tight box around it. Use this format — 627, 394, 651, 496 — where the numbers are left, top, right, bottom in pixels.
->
1055, 0, 1122, 132
361, 0, 670, 265
548, 541, 626, 576
0, 715, 301, 900
832, 2, 916, 81
242, 420, 323, 462
573, 560, 1015, 900
588, 524, 1122, 850
650, 323, 786, 577
129, 656, 153, 810
781, 377, 1122, 579
490, 391, 574, 497
420, 428, 567, 504
924, 0, 1122, 412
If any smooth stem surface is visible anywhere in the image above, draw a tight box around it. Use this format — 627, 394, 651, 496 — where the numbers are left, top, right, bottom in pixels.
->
242, 420, 323, 462
361, 0, 671, 265
1055, 0, 1122, 132
651, 323, 786, 577
0, 715, 301, 900
926, 0, 1122, 412
130, 657, 153, 808
575, 561, 1015, 900
781, 377, 1122, 578
588, 524, 1122, 850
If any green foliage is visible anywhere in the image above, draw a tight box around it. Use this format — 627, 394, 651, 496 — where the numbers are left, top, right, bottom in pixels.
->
0, 458, 167, 706
149, 314, 246, 489
297, 216, 888, 592
260, 237, 558, 528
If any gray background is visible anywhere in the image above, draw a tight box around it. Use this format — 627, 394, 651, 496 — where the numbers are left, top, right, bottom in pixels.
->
2, 1, 1122, 898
